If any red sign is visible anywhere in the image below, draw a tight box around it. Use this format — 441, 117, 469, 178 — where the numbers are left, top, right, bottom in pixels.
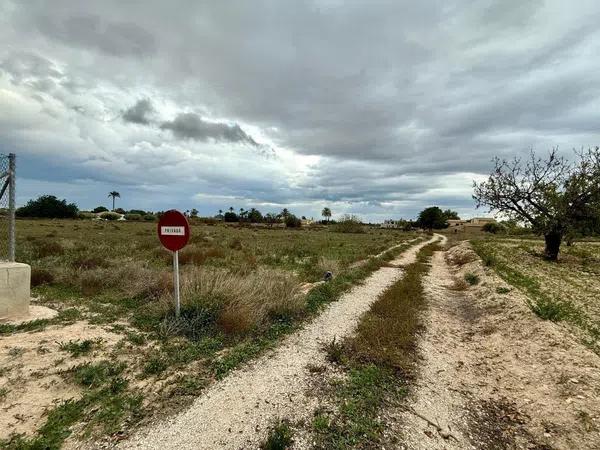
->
157, 210, 190, 252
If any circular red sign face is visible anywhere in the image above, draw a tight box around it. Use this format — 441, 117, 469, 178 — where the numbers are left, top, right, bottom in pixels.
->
157, 210, 190, 251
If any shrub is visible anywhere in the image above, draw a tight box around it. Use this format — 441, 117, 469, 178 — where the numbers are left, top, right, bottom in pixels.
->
143, 214, 156, 221
31, 268, 55, 286
332, 215, 364, 233
16, 195, 78, 219
284, 214, 302, 228
223, 212, 239, 222
99, 211, 121, 221
482, 222, 504, 234
93, 206, 109, 213
78, 212, 95, 220
124, 213, 142, 221
464, 273, 480, 285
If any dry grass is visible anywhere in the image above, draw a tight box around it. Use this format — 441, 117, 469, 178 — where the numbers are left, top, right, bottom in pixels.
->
449, 277, 469, 291
168, 267, 302, 336
446, 250, 478, 266
58, 263, 173, 299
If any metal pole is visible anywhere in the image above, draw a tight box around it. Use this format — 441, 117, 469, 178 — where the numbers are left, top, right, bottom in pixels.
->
173, 250, 180, 318
8, 153, 15, 262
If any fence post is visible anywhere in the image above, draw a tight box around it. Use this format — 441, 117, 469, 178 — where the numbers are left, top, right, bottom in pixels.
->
8, 153, 15, 262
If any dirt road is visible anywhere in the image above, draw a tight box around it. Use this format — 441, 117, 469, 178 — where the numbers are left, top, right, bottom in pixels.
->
396, 242, 600, 449
119, 235, 441, 450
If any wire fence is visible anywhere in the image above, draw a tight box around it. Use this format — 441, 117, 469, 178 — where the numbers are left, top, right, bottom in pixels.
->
0, 153, 15, 261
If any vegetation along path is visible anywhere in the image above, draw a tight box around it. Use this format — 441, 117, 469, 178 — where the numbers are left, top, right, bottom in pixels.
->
118, 235, 441, 449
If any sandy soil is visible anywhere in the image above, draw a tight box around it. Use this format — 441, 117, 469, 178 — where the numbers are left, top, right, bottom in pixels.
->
0, 322, 122, 440
1, 304, 58, 325
395, 241, 600, 449
117, 235, 440, 450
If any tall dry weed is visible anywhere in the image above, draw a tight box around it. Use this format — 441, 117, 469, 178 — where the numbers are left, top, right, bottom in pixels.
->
166, 267, 302, 336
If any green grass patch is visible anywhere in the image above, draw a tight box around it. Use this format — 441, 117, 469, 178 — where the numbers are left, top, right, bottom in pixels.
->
58, 339, 100, 357
471, 240, 600, 344
261, 419, 294, 450
464, 272, 480, 286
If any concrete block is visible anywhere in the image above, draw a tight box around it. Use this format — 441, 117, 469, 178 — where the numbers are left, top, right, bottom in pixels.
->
0, 262, 31, 320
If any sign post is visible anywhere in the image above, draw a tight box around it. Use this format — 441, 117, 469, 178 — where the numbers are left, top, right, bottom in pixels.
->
157, 210, 190, 318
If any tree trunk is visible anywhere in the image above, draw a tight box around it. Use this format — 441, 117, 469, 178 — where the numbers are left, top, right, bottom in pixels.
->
544, 232, 562, 261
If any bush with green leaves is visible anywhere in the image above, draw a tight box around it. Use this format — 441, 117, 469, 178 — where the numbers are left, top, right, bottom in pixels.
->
284, 214, 302, 228
99, 212, 121, 221
16, 195, 78, 219
124, 213, 142, 221
332, 215, 364, 233
482, 222, 504, 234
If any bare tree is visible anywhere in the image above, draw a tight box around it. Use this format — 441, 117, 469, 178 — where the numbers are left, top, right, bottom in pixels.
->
473, 147, 600, 260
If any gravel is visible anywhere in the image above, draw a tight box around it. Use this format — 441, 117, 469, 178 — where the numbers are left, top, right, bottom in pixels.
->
119, 235, 440, 450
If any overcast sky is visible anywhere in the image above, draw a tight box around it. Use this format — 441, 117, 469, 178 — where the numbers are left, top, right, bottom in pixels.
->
1, 1, 599, 221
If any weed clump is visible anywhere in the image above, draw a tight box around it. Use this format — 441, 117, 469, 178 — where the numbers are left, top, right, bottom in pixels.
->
31, 268, 55, 286
325, 337, 346, 364
69, 360, 125, 388
464, 273, 480, 285
58, 339, 100, 357
261, 419, 294, 450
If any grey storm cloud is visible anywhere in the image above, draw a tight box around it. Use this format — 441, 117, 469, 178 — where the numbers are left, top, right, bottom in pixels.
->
33, 14, 157, 57
160, 113, 258, 146
122, 99, 154, 125
1, 0, 600, 221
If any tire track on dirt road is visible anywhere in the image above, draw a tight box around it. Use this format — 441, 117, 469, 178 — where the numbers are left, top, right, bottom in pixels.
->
118, 235, 441, 450
395, 241, 600, 450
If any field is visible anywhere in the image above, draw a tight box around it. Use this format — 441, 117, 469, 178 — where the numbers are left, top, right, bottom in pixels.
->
472, 237, 600, 353
0, 219, 416, 448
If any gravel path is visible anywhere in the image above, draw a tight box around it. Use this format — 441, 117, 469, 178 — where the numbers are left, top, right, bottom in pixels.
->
120, 235, 440, 450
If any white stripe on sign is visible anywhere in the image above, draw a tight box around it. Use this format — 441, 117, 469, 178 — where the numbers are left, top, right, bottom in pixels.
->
161, 226, 185, 236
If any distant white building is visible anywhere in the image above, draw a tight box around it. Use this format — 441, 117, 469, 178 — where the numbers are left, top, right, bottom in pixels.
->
447, 217, 496, 231
381, 219, 402, 229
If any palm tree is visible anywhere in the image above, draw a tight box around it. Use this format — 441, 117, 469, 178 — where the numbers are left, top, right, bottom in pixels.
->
281, 208, 290, 218
108, 191, 120, 211
229, 206, 234, 213
322, 207, 332, 223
